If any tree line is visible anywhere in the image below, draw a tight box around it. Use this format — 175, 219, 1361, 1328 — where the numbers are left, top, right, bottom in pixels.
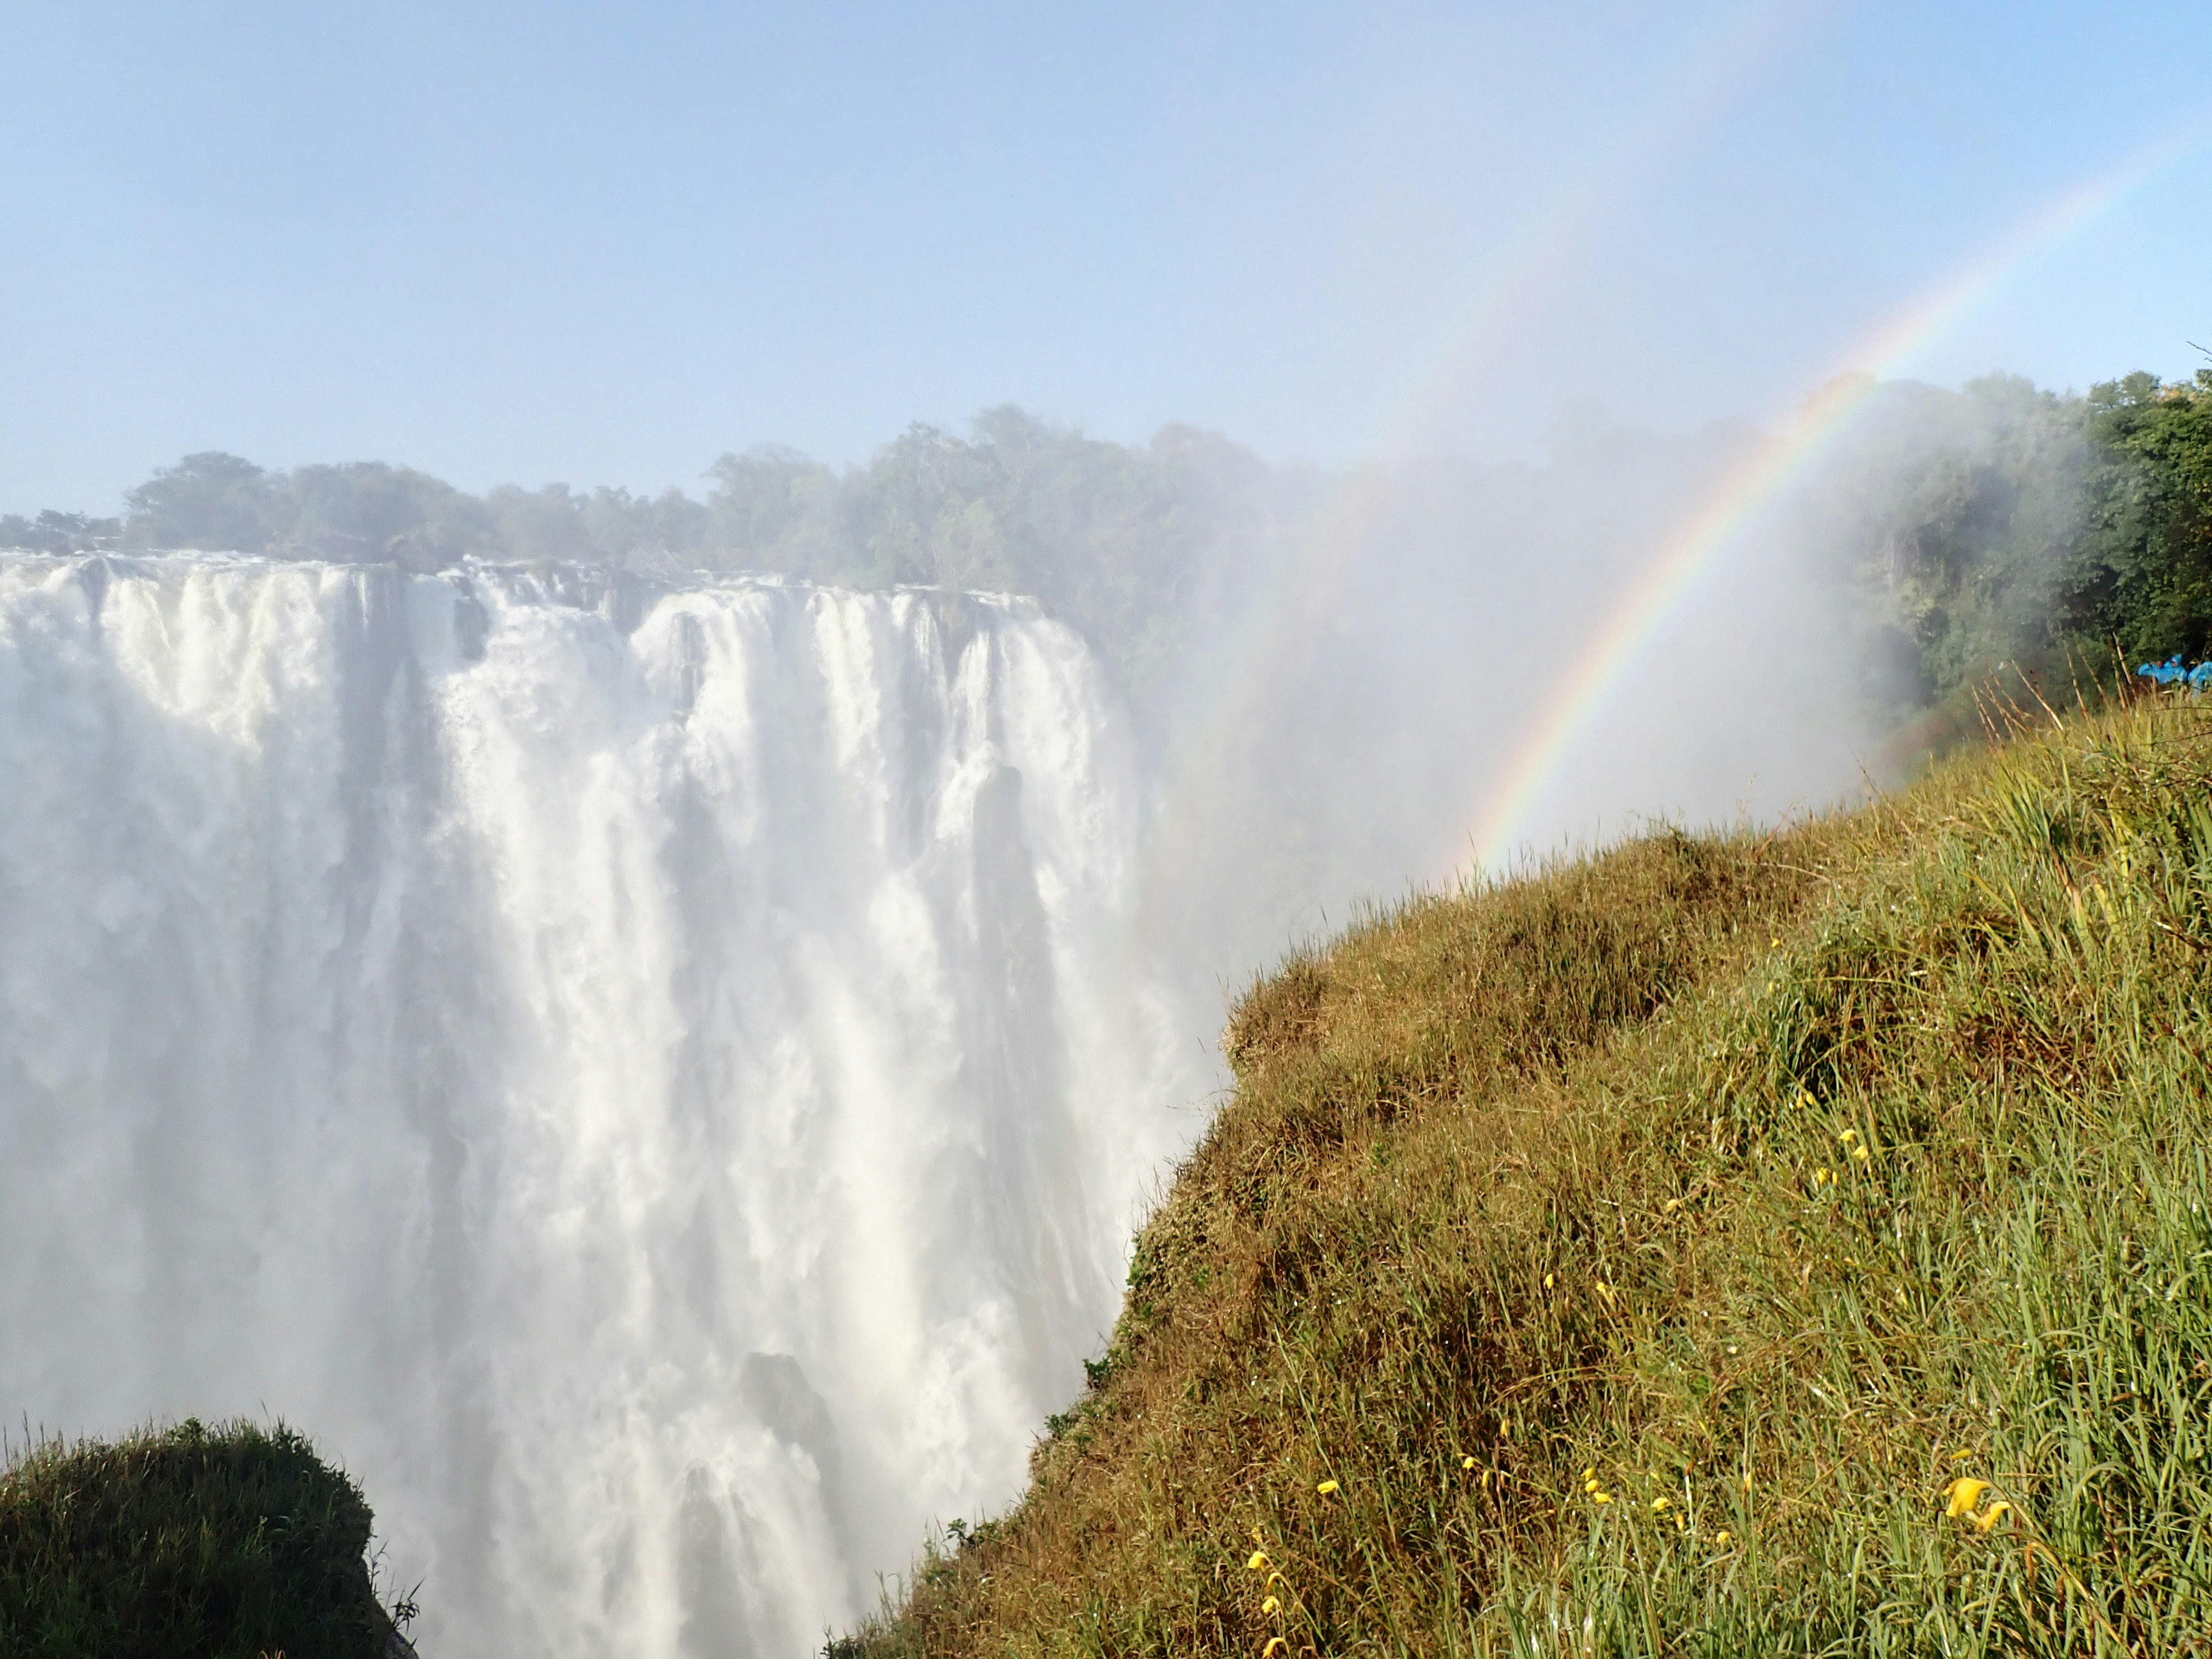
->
1, 410, 1289, 733
6, 365, 2209, 733
1811, 364, 2212, 720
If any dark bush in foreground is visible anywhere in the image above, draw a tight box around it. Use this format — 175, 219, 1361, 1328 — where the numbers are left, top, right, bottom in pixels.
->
0, 1418, 407, 1659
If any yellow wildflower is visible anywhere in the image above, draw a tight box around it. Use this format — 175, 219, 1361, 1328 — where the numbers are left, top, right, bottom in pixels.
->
1716, 1528, 1732, 1544
1316, 1479, 1339, 1495
1582, 1466, 1594, 1479
1247, 1550, 1270, 1571
1652, 1497, 1671, 1511
1263, 1639, 1287, 1658
1975, 1501, 2011, 1533
1593, 1493, 1612, 1504
1944, 1478, 1991, 1520
1584, 1478, 1601, 1493
1261, 1595, 1280, 1615
1461, 1455, 1476, 1469
1544, 1274, 1555, 1289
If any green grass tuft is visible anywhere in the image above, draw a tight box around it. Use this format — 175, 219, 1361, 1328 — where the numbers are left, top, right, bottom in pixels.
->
0, 1416, 410, 1659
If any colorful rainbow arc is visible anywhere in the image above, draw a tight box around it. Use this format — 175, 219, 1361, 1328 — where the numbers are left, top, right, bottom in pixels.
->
1461, 120, 2210, 877
1131, 4, 1816, 940
1189, 1, 1812, 700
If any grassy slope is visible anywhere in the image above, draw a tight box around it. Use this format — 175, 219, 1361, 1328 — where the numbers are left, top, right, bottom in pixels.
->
846, 702, 2212, 1657
0, 1418, 407, 1659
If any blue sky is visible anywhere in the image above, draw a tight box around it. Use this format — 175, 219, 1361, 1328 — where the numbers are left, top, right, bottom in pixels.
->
3, 0, 2208, 510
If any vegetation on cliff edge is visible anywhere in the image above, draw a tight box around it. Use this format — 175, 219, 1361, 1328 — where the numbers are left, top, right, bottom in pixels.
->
0, 1418, 411, 1659
839, 694, 2212, 1657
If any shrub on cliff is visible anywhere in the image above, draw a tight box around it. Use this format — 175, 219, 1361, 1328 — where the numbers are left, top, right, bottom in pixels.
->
0, 1418, 411, 1659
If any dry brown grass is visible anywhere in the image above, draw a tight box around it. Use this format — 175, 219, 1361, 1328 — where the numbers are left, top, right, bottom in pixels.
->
840, 702, 2212, 1658
855, 825, 1835, 1649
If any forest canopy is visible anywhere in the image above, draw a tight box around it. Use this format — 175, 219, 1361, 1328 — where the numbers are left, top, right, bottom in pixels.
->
1805, 365, 2212, 720
7, 366, 2211, 733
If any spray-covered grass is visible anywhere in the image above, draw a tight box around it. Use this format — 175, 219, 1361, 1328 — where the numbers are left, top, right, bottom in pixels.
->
840, 700, 2212, 1657
0, 1418, 410, 1659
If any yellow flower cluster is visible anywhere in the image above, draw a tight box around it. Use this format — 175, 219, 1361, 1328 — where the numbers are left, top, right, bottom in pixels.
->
1578, 1459, 1743, 1547
1245, 1532, 1291, 1655
1943, 1476, 2012, 1532
1246, 1498, 1322, 1658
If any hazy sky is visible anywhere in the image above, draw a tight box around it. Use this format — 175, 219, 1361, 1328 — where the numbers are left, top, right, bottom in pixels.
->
5, 0, 2208, 511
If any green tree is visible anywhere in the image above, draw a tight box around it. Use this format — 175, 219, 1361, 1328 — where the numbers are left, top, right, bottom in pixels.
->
2062, 368, 2212, 664
703, 444, 847, 577
1804, 372, 2134, 715
285, 462, 492, 571
123, 452, 286, 551
0, 509, 122, 552
578, 484, 710, 566
484, 482, 598, 564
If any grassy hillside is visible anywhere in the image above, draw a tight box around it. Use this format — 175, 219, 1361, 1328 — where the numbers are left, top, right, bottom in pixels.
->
0, 1418, 411, 1659
843, 699, 2212, 1657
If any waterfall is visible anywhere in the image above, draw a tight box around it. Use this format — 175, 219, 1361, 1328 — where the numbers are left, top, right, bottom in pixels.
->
0, 552, 1198, 1656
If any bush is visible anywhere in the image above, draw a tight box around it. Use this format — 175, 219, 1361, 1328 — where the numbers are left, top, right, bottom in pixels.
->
0, 1418, 409, 1659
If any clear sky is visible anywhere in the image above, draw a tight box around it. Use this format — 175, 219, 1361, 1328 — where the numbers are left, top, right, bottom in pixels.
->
4, 0, 2208, 511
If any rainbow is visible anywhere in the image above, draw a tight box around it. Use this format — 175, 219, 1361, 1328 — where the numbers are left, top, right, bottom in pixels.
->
1461, 120, 2208, 875
1168, 1, 1812, 714
1135, 4, 1815, 937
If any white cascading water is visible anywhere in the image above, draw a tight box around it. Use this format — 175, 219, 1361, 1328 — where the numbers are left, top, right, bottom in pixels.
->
0, 552, 1199, 1656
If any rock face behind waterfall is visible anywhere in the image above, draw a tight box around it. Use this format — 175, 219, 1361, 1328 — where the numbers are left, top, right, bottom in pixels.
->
0, 553, 1195, 1657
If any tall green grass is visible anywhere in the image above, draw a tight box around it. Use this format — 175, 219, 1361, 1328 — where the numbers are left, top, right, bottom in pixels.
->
839, 702, 2212, 1657
0, 1417, 410, 1659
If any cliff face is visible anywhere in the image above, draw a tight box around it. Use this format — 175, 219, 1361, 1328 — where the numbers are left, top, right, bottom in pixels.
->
848, 702, 2212, 1657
